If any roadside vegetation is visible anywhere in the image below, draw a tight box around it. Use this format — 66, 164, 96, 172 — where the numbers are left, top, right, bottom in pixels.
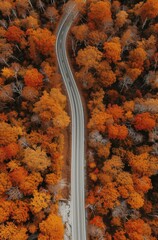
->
0, 0, 70, 239
70, 0, 158, 239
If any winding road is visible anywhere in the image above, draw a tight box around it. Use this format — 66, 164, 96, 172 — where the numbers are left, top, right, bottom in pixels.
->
56, 2, 87, 240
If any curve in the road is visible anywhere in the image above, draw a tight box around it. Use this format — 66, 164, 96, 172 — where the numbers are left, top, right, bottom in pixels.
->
56, 2, 87, 240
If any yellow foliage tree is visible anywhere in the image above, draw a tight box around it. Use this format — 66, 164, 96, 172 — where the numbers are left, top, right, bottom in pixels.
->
33, 88, 70, 129
128, 152, 158, 177
39, 213, 64, 240
30, 190, 51, 214
1, 67, 14, 79
23, 147, 51, 172
0, 222, 28, 240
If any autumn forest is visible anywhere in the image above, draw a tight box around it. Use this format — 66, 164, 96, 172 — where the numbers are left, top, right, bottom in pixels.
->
0, 0, 158, 239
70, 0, 158, 239
0, 0, 70, 239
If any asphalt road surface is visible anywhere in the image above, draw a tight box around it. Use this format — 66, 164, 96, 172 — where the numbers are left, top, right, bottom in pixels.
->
56, 2, 87, 240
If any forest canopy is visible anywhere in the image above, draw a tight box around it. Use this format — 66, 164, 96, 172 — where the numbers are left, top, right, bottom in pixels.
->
0, 0, 70, 239
70, 0, 158, 239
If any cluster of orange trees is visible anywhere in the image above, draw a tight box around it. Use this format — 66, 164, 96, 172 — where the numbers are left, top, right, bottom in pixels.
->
71, 0, 158, 239
0, 0, 70, 239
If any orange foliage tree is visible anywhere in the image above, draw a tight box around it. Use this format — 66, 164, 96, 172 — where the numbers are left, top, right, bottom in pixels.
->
45, 173, 59, 186
133, 112, 156, 131
104, 37, 121, 63
106, 104, 124, 123
0, 0, 13, 17
15, 0, 30, 17
9, 166, 28, 185
97, 142, 111, 159
27, 28, 56, 59
88, 30, 107, 46
21, 15, 39, 29
133, 175, 152, 195
0, 199, 12, 223
5, 26, 25, 44
71, 24, 89, 43
0, 40, 13, 66
76, 46, 103, 70
125, 219, 152, 240
102, 155, 124, 182
96, 182, 120, 211
127, 191, 144, 209
137, 0, 158, 21
39, 213, 64, 240
0, 172, 12, 195
1, 67, 14, 79
0, 147, 7, 163
88, 1, 112, 28
128, 47, 147, 70
113, 230, 127, 240
89, 215, 105, 230
5, 143, 19, 159
22, 86, 39, 102
88, 110, 113, 133
108, 124, 128, 140
96, 60, 116, 87
0, 121, 22, 146
41, 61, 61, 87
115, 10, 128, 28
0, 222, 28, 240
128, 152, 158, 177
75, 68, 95, 89
24, 68, 43, 88
45, 6, 59, 24
11, 200, 30, 223
19, 172, 43, 195
116, 172, 134, 199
